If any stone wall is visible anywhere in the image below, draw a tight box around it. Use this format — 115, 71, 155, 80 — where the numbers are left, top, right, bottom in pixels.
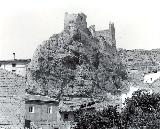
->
0, 69, 25, 129
64, 12, 87, 33
25, 102, 59, 127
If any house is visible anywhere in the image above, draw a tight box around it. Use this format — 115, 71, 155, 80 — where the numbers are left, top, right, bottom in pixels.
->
58, 97, 96, 129
25, 94, 60, 129
0, 68, 26, 129
144, 71, 160, 83
0, 53, 31, 77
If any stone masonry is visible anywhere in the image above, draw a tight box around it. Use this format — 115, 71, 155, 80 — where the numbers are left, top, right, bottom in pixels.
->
0, 69, 26, 129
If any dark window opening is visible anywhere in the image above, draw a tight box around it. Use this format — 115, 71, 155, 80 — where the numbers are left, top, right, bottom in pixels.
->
47, 106, 52, 114
12, 70, 16, 72
12, 63, 16, 67
25, 119, 31, 128
69, 20, 74, 24
29, 106, 34, 113
80, 16, 83, 21
64, 113, 69, 120
128, 59, 133, 61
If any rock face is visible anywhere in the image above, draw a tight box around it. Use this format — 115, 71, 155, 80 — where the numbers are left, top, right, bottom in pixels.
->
27, 13, 127, 103
118, 48, 160, 73
0, 69, 25, 129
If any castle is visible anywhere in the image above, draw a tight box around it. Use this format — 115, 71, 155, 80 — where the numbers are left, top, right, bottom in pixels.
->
64, 12, 116, 48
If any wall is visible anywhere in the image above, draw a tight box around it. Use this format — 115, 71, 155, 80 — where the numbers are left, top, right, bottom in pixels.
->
64, 12, 87, 33
0, 60, 30, 77
144, 71, 160, 83
25, 102, 59, 129
0, 64, 27, 77
0, 69, 25, 129
95, 30, 111, 44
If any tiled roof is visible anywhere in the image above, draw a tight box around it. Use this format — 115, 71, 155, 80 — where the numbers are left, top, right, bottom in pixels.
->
25, 94, 58, 103
59, 97, 94, 112
0, 59, 31, 64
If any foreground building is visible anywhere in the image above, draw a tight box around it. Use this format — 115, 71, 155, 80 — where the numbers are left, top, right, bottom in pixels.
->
0, 69, 26, 129
25, 94, 59, 129
24, 95, 98, 129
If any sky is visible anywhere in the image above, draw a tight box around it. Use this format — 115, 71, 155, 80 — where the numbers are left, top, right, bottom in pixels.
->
0, 0, 160, 59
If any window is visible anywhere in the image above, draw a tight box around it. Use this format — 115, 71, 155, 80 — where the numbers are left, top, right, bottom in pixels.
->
29, 106, 34, 113
64, 113, 69, 120
47, 106, 52, 114
69, 20, 74, 24
12, 70, 16, 72
12, 63, 16, 67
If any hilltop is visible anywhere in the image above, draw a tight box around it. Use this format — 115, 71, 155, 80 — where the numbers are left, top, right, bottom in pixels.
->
26, 13, 128, 108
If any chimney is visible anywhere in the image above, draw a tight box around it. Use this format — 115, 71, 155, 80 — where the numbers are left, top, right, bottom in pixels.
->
13, 53, 15, 60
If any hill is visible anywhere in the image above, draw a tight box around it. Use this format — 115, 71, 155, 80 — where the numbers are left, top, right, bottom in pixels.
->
118, 48, 160, 73
26, 13, 128, 107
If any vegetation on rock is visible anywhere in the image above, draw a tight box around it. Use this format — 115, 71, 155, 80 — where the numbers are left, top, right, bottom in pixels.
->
27, 27, 127, 102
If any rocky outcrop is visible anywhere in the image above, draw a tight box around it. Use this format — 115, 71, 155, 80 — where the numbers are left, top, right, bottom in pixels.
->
118, 48, 160, 73
27, 13, 127, 105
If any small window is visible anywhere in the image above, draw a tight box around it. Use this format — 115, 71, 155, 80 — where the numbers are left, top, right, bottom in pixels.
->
80, 16, 83, 21
12, 63, 16, 67
47, 106, 52, 114
12, 70, 16, 72
64, 113, 69, 120
29, 106, 34, 113
69, 20, 74, 24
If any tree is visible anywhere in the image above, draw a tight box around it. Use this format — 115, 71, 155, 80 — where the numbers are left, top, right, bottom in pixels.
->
74, 105, 121, 129
122, 89, 160, 128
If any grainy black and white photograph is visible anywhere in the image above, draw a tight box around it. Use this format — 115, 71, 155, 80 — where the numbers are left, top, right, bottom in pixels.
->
0, 0, 160, 128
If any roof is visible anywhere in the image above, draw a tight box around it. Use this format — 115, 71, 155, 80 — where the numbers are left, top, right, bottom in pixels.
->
59, 97, 94, 112
0, 59, 31, 65
59, 99, 114, 112
25, 94, 58, 103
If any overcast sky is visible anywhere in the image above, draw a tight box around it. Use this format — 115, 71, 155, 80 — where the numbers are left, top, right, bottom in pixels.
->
0, 0, 160, 59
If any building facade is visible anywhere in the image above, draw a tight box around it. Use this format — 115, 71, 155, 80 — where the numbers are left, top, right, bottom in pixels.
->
0, 55, 31, 77
25, 94, 60, 129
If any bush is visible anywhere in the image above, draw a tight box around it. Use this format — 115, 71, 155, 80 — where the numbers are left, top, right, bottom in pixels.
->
122, 90, 160, 128
74, 90, 160, 129
74, 106, 121, 129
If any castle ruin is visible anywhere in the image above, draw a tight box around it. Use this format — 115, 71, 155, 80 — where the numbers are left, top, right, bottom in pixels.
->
64, 12, 116, 48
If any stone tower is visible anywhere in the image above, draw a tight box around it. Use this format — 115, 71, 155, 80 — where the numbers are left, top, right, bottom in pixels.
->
109, 22, 116, 47
64, 12, 87, 35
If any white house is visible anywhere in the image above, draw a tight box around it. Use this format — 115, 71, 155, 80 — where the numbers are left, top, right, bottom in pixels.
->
144, 71, 160, 83
0, 53, 31, 77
